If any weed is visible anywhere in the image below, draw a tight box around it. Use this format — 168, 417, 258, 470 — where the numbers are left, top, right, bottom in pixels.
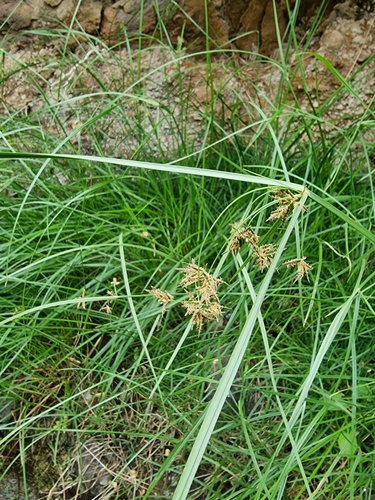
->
0, 2, 375, 499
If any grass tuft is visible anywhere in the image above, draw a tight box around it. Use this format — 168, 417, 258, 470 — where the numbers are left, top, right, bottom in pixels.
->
1, 4, 375, 499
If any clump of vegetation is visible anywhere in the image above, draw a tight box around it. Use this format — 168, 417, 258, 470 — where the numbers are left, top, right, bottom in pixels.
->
1, 2, 375, 499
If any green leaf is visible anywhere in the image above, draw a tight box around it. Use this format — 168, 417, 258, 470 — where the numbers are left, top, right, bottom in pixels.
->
338, 431, 357, 457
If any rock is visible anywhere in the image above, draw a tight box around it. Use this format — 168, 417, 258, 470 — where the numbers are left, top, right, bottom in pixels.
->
356, 48, 373, 61
45, 0, 62, 6
101, 0, 167, 42
352, 34, 365, 43
321, 29, 345, 50
5, 2, 36, 29
0, 470, 38, 500
77, 0, 103, 34
334, 0, 357, 19
56, 0, 77, 25
340, 19, 363, 35
0, 0, 349, 56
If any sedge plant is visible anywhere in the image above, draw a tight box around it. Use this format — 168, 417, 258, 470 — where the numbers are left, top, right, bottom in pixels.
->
1, 1, 375, 499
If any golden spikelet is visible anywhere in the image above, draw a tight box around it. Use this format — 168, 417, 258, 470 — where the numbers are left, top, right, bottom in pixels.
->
178, 260, 223, 333
267, 190, 307, 224
147, 286, 173, 314
283, 257, 312, 282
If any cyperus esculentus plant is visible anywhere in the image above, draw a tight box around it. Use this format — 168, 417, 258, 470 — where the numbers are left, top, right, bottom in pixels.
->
227, 191, 312, 281
228, 221, 312, 281
177, 260, 223, 304
148, 189, 311, 331
252, 243, 279, 271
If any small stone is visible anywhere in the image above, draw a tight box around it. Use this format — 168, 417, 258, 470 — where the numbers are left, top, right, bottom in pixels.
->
352, 35, 365, 44
99, 473, 112, 486
45, 0, 62, 6
321, 30, 345, 51
340, 20, 363, 36
357, 49, 372, 62
334, 1, 356, 19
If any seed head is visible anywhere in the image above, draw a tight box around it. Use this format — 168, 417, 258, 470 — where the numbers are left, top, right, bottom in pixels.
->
178, 260, 223, 332
267, 190, 307, 223
177, 260, 223, 304
182, 293, 223, 333
283, 257, 312, 282
147, 287, 173, 313
252, 244, 278, 271
228, 223, 259, 254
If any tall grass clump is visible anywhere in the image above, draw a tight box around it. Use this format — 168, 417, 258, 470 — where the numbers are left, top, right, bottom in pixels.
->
1, 1, 375, 499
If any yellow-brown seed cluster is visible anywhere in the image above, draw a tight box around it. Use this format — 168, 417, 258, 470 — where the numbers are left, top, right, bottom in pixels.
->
228, 213, 312, 281
267, 189, 308, 224
228, 222, 259, 254
178, 261, 223, 333
252, 243, 278, 272
283, 257, 313, 282
228, 222, 278, 271
146, 286, 174, 314
146, 261, 223, 332
147, 189, 311, 331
